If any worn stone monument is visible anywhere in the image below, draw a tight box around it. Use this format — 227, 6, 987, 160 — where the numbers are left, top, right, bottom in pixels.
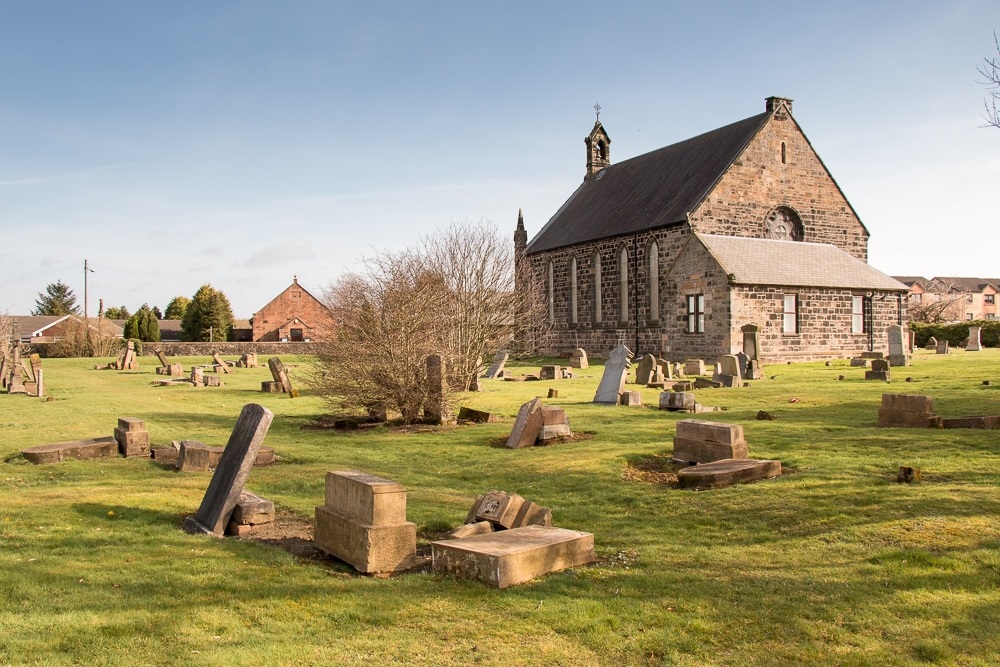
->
634, 354, 656, 385
212, 351, 232, 374
936, 340, 950, 355
482, 351, 509, 379
506, 398, 544, 448
314, 470, 417, 574
865, 358, 891, 381
714, 354, 743, 387
877, 394, 941, 428
114, 417, 150, 458
683, 359, 706, 376
593, 344, 633, 404
539, 365, 564, 381
967, 326, 982, 352
182, 404, 274, 536
887, 324, 910, 367
672, 420, 748, 463
741, 324, 764, 379
569, 348, 589, 369
267, 357, 296, 397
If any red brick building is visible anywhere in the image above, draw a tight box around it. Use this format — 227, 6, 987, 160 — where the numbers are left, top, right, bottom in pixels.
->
250, 278, 335, 342
519, 97, 907, 362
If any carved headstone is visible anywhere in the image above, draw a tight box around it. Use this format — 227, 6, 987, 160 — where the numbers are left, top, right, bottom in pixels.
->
967, 326, 982, 352
593, 344, 633, 404
182, 404, 274, 536
716, 354, 742, 387
482, 351, 509, 379
506, 398, 544, 449
569, 348, 589, 369
635, 354, 656, 385
887, 324, 910, 366
741, 323, 763, 375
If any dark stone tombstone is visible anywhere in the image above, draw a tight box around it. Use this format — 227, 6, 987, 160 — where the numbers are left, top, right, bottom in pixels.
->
267, 357, 295, 396
182, 404, 274, 536
741, 324, 763, 379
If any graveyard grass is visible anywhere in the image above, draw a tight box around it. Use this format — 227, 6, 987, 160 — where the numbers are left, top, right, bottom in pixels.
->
2, 352, 999, 666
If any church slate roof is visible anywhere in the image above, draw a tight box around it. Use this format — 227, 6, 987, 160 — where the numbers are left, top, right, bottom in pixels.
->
526, 112, 771, 254
696, 234, 908, 291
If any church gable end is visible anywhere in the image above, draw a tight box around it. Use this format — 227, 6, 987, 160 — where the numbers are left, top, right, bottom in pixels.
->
690, 97, 869, 261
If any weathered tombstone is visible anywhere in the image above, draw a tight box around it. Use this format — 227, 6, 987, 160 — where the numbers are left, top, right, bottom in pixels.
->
635, 354, 656, 385
908, 329, 916, 353
569, 348, 589, 369
672, 362, 685, 379
33, 368, 44, 397
506, 398, 544, 448
677, 459, 782, 489
482, 350, 509, 379
741, 324, 763, 379
967, 326, 983, 352
182, 404, 274, 536
155, 348, 171, 368
457, 406, 493, 423
935, 340, 949, 355
672, 419, 748, 463
191, 366, 204, 386
203, 374, 222, 387
660, 391, 696, 412
212, 351, 232, 374
865, 359, 891, 381
539, 365, 563, 381
887, 325, 910, 367
715, 354, 743, 387
877, 394, 941, 428
267, 357, 296, 396
0, 357, 9, 389
177, 440, 211, 472
925, 336, 938, 350
539, 405, 571, 440
683, 359, 706, 376
314, 470, 417, 574
619, 390, 642, 406
226, 491, 276, 536
424, 353, 444, 423
593, 344, 633, 404
114, 417, 150, 458
261, 381, 282, 393
237, 353, 258, 368
121, 341, 138, 370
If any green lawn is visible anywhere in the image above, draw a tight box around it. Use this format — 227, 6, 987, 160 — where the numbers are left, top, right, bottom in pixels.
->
1, 351, 999, 666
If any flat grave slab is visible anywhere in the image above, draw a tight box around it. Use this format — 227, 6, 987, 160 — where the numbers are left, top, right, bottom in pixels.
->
941, 415, 1000, 429
22, 437, 118, 464
676, 458, 781, 489
431, 525, 595, 589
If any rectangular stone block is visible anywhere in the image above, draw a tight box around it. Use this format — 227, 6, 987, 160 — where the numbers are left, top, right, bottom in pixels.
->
177, 440, 210, 472
474, 491, 526, 529
673, 436, 749, 463
151, 446, 180, 465
449, 521, 495, 539
660, 392, 696, 412
431, 525, 595, 589
314, 505, 417, 574
203, 375, 222, 387
538, 365, 563, 380
880, 394, 934, 414
861, 351, 884, 359
114, 427, 150, 458
457, 407, 494, 423
261, 381, 283, 393
22, 437, 118, 464
540, 406, 567, 425
231, 491, 275, 525
675, 420, 744, 446
117, 417, 146, 432
538, 423, 572, 440
849, 358, 869, 367
677, 458, 782, 489
941, 415, 1000, 429
619, 390, 642, 406
683, 359, 706, 375
324, 470, 408, 526
255, 446, 276, 466
865, 370, 890, 381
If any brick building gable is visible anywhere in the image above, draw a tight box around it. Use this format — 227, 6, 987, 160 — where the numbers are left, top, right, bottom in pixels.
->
251, 278, 335, 342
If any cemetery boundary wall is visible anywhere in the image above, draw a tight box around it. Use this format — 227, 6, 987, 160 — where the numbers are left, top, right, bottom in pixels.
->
31, 341, 322, 358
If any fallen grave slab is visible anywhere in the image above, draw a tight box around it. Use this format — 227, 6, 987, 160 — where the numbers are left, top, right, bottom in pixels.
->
673, 419, 748, 463
431, 525, 595, 589
677, 458, 782, 489
22, 437, 118, 464
941, 415, 1000, 429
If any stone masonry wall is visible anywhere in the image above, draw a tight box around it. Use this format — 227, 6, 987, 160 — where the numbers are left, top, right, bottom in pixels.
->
731, 286, 905, 362
690, 110, 869, 261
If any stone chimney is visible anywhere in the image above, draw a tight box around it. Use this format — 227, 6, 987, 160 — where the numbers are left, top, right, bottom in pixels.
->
765, 96, 793, 115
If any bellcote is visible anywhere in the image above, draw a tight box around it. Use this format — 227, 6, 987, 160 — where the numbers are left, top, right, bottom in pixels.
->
584, 121, 611, 180
765, 96, 793, 116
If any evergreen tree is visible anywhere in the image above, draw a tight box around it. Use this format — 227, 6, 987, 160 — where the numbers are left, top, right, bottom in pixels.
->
181, 285, 234, 342
33, 281, 80, 316
124, 304, 161, 342
151, 306, 163, 320
104, 305, 130, 319
164, 296, 190, 320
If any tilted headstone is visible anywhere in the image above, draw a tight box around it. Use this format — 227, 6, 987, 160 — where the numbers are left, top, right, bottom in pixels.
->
182, 404, 274, 536
267, 357, 295, 396
212, 351, 232, 374
506, 398, 544, 449
424, 353, 444, 423
635, 354, 656, 385
155, 348, 171, 368
569, 348, 589, 369
887, 324, 910, 366
482, 350, 509, 379
593, 344, 633, 404
967, 326, 982, 352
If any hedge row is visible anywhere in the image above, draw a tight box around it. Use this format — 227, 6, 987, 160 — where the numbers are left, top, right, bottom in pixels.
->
910, 321, 997, 348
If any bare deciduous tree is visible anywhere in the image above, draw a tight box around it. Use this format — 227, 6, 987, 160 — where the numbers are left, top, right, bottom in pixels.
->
979, 30, 1000, 129
309, 220, 547, 423
907, 280, 969, 323
1, 312, 15, 365
48, 317, 122, 358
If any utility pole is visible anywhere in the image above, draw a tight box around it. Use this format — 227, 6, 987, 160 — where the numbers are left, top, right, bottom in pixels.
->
84, 260, 95, 355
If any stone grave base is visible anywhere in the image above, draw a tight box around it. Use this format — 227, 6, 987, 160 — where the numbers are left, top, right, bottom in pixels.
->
314, 505, 417, 574
226, 491, 275, 536
676, 458, 782, 489
22, 437, 118, 464
941, 415, 1000, 429
262, 381, 283, 393
431, 525, 595, 589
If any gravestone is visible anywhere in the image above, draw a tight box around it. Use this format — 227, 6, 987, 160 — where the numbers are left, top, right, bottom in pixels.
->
619, 390, 642, 406
314, 470, 417, 574
191, 366, 204, 386
261, 381, 282, 393
182, 404, 274, 536
877, 394, 940, 428
593, 344, 633, 404
677, 459, 782, 489
925, 336, 938, 350
482, 351, 509, 379
177, 440, 211, 472
538, 406, 571, 440
464, 491, 552, 530
267, 357, 295, 396
457, 406, 493, 423
967, 326, 982, 351
715, 354, 742, 388
114, 417, 150, 458
212, 351, 232, 374
659, 391, 696, 412
424, 353, 444, 423
120, 341, 138, 370
569, 348, 589, 369
865, 359, 891, 381
908, 329, 916, 352
506, 398, 544, 448
886, 324, 910, 367
226, 491, 276, 536
8, 344, 26, 394
32, 368, 44, 397
22, 437, 118, 464
673, 419, 748, 463
237, 353, 258, 368
0, 357, 9, 389
635, 354, 656, 385
741, 324, 764, 379
683, 359, 706, 376
203, 375, 222, 387
539, 365, 563, 381
936, 340, 949, 355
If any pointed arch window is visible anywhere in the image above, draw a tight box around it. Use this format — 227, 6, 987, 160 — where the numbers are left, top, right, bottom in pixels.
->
647, 239, 659, 322
593, 251, 602, 323
570, 256, 578, 324
547, 260, 555, 325
618, 246, 629, 323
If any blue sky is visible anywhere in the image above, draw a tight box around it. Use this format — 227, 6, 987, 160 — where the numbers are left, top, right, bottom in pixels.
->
1, 1, 997, 317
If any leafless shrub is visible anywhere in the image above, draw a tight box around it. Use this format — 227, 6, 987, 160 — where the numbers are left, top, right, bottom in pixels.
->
48, 317, 121, 358
979, 30, 1000, 129
0, 312, 14, 364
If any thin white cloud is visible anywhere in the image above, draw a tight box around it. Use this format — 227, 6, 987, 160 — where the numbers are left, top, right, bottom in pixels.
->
0, 163, 135, 187
243, 240, 315, 268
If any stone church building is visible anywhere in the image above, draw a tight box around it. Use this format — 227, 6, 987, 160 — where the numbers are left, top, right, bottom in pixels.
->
517, 97, 907, 363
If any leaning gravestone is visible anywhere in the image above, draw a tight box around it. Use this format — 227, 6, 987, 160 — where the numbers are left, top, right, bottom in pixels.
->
569, 348, 589, 369
183, 404, 274, 537
482, 351, 509, 379
635, 354, 656, 385
506, 398, 544, 449
267, 357, 296, 396
593, 344, 633, 404
967, 326, 983, 352
887, 324, 910, 367
0, 356, 9, 389
212, 351, 232, 374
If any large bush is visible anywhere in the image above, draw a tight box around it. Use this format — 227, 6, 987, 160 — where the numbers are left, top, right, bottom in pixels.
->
910, 320, 999, 347
181, 285, 234, 342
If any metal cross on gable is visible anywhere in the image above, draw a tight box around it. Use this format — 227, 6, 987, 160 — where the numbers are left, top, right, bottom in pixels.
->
594, 101, 602, 121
